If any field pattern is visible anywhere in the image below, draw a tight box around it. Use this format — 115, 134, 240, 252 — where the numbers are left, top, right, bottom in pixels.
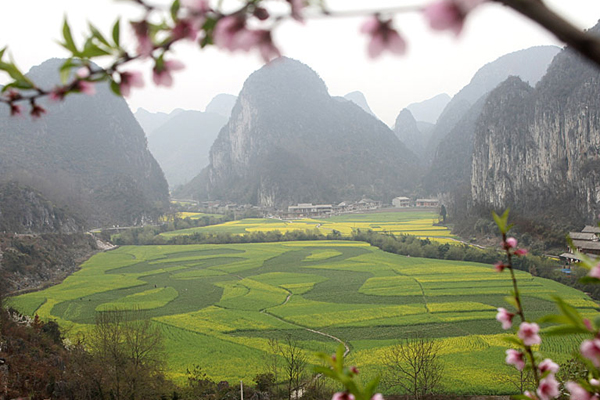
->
8, 241, 598, 394
161, 210, 457, 243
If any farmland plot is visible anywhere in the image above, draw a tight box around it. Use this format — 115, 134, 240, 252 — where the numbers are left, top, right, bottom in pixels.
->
8, 241, 598, 394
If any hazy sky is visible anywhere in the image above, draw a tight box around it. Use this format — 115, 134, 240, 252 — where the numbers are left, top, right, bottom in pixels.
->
1, 1, 599, 125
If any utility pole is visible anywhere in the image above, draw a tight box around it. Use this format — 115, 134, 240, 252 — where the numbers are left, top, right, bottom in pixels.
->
240, 380, 244, 400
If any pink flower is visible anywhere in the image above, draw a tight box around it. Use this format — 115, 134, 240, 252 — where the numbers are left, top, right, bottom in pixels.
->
76, 80, 96, 96
360, 16, 406, 59
518, 322, 541, 346
153, 60, 185, 87
590, 379, 600, 386
76, 67, 90, 79
514, 248, 528, 256
423, 0, 485, 35
252, 30, 281, 62
371, 395, 384, 400
506, 237, 518, 249
172, 19, 199, 41
332, 393, 355, 400
119, 71, 144, 97
496, 308, 514, 330
10, 103, 22, 116
350, 366, 359, 375
494, 261, 507, 272
538, 358, 559, 374
567, 382, 594, 400
132, 21, 153, 57
181, 0, 209, 14
288, 0, 305, 22
589, 263, 600, 279
505, 349, 525, 370
581, 339, 600, 367
213, 16, 253, 52
30, 103, 46, 119
537, 374, 559, 400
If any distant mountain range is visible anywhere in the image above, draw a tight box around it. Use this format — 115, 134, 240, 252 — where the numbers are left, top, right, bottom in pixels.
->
177, 58, 419, 206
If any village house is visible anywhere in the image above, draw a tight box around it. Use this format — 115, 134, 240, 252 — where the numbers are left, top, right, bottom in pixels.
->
561, 226, 600, 264
287, 203, 333, 217
392, 196, 411, 208
416, 198, 439, 207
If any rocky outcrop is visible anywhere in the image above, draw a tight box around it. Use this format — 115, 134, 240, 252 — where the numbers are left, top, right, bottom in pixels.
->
205, 93, 237, 118
343, 91, 376, 117
406, 93, 450, 124
471, 37, 600, 224
0, 59, 169, 229
393, 109, 430, 160
425, 46, 560, 163
179, 58, 419, 206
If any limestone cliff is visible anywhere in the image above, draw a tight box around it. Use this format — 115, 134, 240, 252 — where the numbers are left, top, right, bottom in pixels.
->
393, 108, 430, 160
179, 58, 419, 206
471, 35, 600, 225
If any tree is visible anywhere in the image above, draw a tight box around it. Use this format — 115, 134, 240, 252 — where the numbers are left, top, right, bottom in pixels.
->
440, 205, 447, 224
381, 336, 444, 399
88, 308, 166, 400
280, 335, 308, 400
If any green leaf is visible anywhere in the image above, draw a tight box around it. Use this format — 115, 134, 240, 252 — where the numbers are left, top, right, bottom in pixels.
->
553, 296, 584, 326
0, 47, 5, 61
62, 18, 78, 54
170, 0, 180, 21
112, 19, 121, 47
543, 325, 590, 335
82, 39, 111, 57
504, 296, 519, 309
110, 80, 121, 96
2, 80, 34, 91
89, 23, 110, 47
502, 335, 523, 347
538, 314, 570, 324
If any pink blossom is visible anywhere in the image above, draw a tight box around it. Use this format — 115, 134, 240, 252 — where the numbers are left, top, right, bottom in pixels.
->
590, 379, 600, 386
213, 16, 253, 52
589, 263, 600, 279
518, 322, 541, 346
153, 60, 185, 87
538, 358, 559, 374
132, 21, 153, 57
288, 0, 305, 22
332, 393, 355, 400
181, 0, 209, 14
423, 0, 485, 35
494, 261, 507, 272
252, 30, 281, 62
76, 80, 96, 96
350, 366, 359, 375
514, 248, 528, 256
505, 349, 525, 370
10, 103, 22, 116
76, 67, 90, 79
581, 339, 600, 367
49, 88, 67, 102
30, 104, 46, 119
585, 318, 594, 331
537, 374, 560, 400
567, 382, 594, 400
172, 19, 199, 41
119, 71, 144, 97
371, 395, 384, 400
506, 237, 518, 249
360, 16, 406, 59
496, 308, 514, 330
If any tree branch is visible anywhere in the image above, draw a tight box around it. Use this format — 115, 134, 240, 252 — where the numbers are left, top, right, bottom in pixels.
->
496, 0, 600, 67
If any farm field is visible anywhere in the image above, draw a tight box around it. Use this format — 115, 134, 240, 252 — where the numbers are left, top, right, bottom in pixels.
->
161, 210, 457, 243
8, 240, 598, 394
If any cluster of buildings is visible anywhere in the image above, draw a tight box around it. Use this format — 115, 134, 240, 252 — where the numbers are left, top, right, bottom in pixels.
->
392, 197, 440, 208
561, 225, 600, 265
285, 199, 382, 218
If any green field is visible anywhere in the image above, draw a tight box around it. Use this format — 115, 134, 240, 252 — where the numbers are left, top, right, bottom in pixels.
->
161, 211, 457, 243
8, 239, 598, 394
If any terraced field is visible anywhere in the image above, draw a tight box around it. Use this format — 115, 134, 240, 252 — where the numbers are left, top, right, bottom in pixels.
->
8, 241, 598, 394
162, 210, 456, 243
